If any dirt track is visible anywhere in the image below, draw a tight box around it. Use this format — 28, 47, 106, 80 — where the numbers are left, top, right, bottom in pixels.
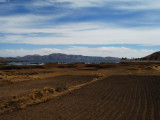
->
0, 75, 160, 120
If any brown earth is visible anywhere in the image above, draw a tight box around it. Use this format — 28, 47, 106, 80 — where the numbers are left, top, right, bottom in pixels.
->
0, 75, 95, 101
0, 62, 159, 83
0, 75, 160, 120
0, 63, 160, 119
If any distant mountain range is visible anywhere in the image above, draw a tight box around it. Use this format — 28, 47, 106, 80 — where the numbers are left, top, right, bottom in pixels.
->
0, 53, 120, 63
140, 51, 160, 61
17, 53, 120, 63
1, 51, 160, 63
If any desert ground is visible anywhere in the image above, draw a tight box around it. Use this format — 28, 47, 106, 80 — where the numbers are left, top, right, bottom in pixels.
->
0, 62, 160, 120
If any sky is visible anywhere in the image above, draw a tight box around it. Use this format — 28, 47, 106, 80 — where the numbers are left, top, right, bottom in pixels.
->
0, 0, 160, 58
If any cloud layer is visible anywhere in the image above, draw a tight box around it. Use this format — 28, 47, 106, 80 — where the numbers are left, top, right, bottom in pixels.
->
0, 46, 155, 58
0, 0, 159, 57
1, 22, 160, 45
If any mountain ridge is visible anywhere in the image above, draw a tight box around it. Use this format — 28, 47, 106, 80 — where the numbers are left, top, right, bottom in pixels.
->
140, 51, 160, 61
16, 53, 120, 61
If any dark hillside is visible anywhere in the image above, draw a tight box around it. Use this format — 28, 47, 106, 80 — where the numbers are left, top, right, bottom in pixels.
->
140, 51, 160, 61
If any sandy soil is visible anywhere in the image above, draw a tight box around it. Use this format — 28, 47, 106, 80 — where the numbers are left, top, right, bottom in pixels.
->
0, 75, 160, 120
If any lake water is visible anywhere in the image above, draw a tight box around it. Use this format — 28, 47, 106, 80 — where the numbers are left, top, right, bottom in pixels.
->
7, 62, 44, 66
5, 60, 160, 66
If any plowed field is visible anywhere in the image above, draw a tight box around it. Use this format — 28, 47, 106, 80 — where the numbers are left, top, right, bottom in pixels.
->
0, 75, 95, 100
0, 75, 160, 120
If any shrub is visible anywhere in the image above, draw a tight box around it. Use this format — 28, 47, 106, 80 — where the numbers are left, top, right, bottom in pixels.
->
43, 87, 55, 94
55, 87, 67, 92
29, 89, 43, 100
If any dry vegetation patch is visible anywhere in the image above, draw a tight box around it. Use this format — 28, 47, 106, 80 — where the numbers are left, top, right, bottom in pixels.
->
0, 74, 104, 114
0, 86, 56, 113
1, 75, 160, 120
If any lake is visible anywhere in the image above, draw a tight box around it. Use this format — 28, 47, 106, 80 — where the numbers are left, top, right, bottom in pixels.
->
4, 60, 160, 66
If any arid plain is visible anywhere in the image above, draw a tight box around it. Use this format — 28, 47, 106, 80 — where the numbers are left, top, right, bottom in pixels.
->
0, 62, 160, 120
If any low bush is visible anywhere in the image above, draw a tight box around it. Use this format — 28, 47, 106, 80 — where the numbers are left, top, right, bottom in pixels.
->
55, 87, 67, 92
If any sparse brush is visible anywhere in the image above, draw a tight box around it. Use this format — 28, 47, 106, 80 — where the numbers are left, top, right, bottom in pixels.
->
29, 89, 43, 99
55, 87, 67, 92
29, 94, 36, 100
43, 87, 55, 94
29, 87, 55, 100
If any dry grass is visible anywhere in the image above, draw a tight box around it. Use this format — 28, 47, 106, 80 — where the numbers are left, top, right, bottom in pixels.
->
0, 62, 160, 116
0, 74, 104, 114
0, 86, 56, 113
1, 75, 160, 120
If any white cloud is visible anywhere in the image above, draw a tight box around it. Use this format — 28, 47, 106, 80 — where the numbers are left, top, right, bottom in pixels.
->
45, 0, 160, 10
0, 47, 155, 58
18, 0, 160, 11
1, 22, 160, 45
0, 14, 68, 29
1, 48, 60, 57
0, 0, 7, 2
0, 0, 159, 58
0, 1, 160, 45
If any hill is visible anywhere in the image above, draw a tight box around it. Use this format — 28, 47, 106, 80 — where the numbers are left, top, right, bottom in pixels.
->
140, 51, 160, 61
16, 53, 119, 63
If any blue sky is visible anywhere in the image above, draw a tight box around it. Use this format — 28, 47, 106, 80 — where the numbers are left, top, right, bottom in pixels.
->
0, 0, 160, 58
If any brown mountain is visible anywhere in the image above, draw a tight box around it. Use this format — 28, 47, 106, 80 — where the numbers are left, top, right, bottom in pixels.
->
16, 53, 120, 63
140, 51, 160, 61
